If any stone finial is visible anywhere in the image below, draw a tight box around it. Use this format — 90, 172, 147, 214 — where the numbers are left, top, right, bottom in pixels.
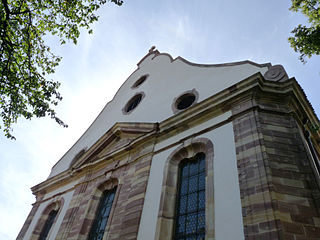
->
264, 65, 289, 82
149, 46, 156, 53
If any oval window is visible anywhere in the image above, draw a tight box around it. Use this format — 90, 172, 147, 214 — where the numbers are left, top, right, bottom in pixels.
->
124, 94, 143, 113
132, 75, 148, 88
176, 93, 196, 110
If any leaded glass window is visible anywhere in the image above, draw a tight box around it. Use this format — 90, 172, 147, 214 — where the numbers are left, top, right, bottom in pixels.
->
174, 153, 206, 240
88, 187, 117, 240
39, 209, 58, 240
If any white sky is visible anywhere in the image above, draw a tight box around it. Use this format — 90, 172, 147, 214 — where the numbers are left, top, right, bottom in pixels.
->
1, 0, 320, 239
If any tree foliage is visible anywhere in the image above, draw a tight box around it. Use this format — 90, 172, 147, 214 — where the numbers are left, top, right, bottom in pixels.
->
289, 0, 320, 62
0, 0, 123, 139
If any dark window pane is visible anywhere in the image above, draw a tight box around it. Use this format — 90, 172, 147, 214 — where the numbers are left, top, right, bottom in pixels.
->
188, 176, 198, 193
132, 75, 148, 88
99, 217, 108, 231
108, 192, 115, 203
177, 94, 196, 110
186, 213, 197, 234
198, 173, 205, 190
174, 154, 206, 239
182, 164, 189, 177
102, 206, 111, 218
198, 191, 205, 210
179, 196, 187, 214
180, 179, 188, 195
189, 161, 198, 176
199, 157, 205, 172
197, 234, 205, 240
88, 187, 117, 240
187, 193, 198, 212
197, 211, 205, 231
177, 215, 186, 234
125, 94, 142, 113
97, 233, 103, 240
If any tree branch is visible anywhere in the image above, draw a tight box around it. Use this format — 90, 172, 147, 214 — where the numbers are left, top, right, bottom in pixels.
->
1, 0, 11, 17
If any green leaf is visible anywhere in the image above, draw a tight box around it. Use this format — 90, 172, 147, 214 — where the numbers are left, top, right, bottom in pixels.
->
0, 0, 123, 139
289, 0, 320, 62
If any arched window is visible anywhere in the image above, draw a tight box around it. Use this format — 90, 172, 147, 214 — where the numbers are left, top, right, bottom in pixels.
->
155, 138, 214, 239
31, 199, 63, 240
88, 187, 117, 240
174, 153, 206, 239
39, 210, 58, 240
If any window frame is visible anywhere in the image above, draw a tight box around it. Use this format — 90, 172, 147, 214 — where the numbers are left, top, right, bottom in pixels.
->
87, 187, 117, 240
131, 74, 149, 88
38, 209, 58, 240
173, 153, 206, 239
171, 89, 199, 114
122, 92, 145, 115
155, 138, 214, 240
31, 199, 64, 240
80, 178, 119, 240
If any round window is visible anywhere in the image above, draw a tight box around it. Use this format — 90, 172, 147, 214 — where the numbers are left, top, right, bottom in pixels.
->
172, 89, 199, 114
176, 93, 196, 110
132, 75, 148, 88
124, 94, 143, 113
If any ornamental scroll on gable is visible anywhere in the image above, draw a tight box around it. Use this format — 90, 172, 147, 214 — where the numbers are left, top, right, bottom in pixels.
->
69, 122, 158, 170
263, 65, 289, 82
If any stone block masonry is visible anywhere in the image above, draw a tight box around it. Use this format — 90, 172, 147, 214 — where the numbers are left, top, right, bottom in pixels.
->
233, 95, 320, 240
54, 149, 154, 240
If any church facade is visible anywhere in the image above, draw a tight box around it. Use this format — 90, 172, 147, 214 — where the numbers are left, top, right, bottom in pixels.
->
17, 49, 320, 240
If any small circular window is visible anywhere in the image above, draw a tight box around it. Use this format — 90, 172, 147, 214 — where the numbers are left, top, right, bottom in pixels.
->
123, 93, 144, 114
172, 89, 199, 114
132, 75, 148, 88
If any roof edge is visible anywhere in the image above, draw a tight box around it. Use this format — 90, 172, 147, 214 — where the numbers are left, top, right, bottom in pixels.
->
139, 47, 271, 69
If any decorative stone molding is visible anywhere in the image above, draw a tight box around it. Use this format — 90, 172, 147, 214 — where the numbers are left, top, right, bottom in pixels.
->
155, 137, 214, 239
263, 65, 288, 82
68, 122, 158, 170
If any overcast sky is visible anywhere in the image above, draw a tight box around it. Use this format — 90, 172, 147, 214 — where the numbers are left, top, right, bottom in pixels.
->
1, 0, 320, 239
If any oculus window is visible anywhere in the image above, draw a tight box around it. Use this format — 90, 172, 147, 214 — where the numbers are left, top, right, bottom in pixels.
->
172, 89, 199, 114
176, 93, 196, 110
132, 75, 148, 88
123, 93, 144, 114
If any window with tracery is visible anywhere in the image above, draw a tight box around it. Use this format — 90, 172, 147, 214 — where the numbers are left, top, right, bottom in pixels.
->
88, 187, 117, 240
174, 153, 206, 240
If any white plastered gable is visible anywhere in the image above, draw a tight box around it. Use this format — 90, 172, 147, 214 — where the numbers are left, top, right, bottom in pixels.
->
49, 49, 270, 178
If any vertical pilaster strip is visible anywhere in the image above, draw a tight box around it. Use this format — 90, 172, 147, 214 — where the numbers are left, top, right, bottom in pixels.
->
55, 173, 92, 240
233, 108, 280, 240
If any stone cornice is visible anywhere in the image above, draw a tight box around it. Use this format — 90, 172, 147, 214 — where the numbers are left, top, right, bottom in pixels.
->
31, 122, 159, 194
70, 122, 158, 169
